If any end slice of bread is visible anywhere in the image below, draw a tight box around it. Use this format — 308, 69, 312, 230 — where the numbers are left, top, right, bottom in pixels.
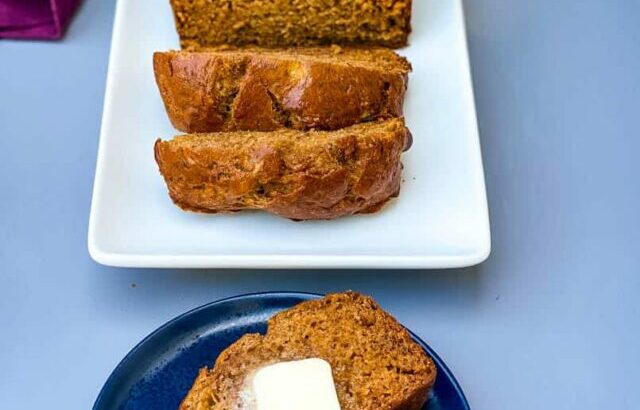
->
180, 292, 436, 410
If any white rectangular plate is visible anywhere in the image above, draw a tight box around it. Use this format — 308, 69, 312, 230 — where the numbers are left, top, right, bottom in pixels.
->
88, 0, 490, 269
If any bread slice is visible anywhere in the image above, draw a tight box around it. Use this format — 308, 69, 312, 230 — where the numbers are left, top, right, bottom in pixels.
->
180, 292, 436, 410
154, 118, 411, 220
170, 0, 412, 49
153, 47, 411, 133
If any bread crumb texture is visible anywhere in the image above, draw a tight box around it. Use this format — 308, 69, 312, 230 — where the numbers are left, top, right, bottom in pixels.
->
179, 291, 436, 410
170, 0, 413, 48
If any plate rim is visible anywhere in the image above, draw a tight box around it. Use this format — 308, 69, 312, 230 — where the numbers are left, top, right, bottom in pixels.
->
86, 250, 491, 269
87, 0, 491, 269
93, 291, 471, 410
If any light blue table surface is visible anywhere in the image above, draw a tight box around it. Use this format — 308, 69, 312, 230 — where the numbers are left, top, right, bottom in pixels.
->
1, 1, 639, 408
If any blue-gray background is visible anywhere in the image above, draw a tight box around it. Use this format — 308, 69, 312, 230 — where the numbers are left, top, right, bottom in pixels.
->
1, 1, 638, 408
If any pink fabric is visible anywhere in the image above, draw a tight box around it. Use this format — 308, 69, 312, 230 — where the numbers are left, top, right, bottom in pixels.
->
0, 0, 82, 39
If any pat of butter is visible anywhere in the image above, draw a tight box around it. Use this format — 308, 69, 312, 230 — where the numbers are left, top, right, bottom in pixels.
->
251, 358, 341, 410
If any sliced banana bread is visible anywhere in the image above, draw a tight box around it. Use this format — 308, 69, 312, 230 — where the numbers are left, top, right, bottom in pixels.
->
180, 292, 436, 410
154, 47, 411, 133
154, 119, 411, 220
170, 0, 413, 49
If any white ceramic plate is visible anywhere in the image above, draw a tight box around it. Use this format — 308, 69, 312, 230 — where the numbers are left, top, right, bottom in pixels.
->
88, 0, 490, 269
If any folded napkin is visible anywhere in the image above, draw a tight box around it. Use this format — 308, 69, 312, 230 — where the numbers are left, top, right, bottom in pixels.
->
0, 0, 82, 39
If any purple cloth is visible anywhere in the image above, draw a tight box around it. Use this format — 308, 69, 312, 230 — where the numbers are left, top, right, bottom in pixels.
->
0, 0, 82, 39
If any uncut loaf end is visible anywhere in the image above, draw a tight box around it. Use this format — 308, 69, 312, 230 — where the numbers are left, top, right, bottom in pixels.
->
170, 0, 413, 49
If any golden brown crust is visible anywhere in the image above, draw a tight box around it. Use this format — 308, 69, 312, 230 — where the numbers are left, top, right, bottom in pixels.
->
153, 48, 411, 133
154, 119, 410, 220
170, 0, 413, 49
180, 292, 436, 410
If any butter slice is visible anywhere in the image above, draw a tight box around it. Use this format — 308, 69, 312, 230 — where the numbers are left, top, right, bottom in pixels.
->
251, 358, 341, 410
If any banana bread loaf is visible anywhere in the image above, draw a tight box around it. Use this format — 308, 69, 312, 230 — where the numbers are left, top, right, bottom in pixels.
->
180, 292, 436, 410
154, 119, 411, 220
170, 0, 413, 49
153, 47, 411, 133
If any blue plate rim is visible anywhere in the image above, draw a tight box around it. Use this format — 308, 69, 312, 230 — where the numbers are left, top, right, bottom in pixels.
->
94, 291, 470, 410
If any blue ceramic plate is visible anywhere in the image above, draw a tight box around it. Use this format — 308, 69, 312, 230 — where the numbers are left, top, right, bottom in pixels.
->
94, 292, 470, 410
